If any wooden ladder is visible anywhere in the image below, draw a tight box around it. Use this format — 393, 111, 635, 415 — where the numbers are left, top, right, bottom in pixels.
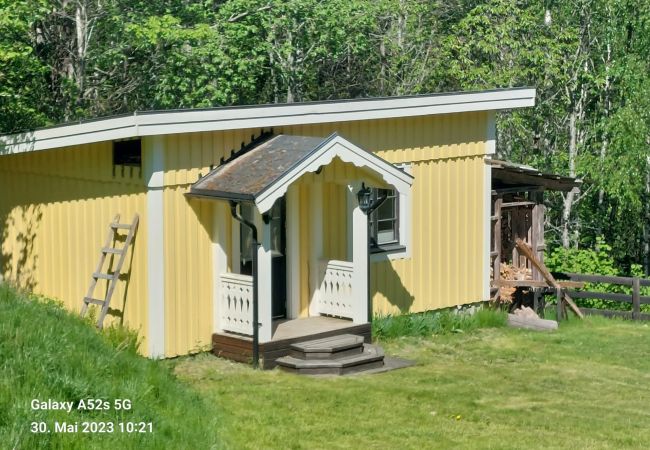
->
80, 214, 139, 328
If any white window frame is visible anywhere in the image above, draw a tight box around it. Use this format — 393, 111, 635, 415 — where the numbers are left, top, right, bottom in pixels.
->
374, 162, 411, 261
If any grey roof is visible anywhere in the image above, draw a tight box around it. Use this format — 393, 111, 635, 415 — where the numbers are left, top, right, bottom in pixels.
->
189, 134, 334, 201
5, 87, 533, 135
487, 158, 581, 192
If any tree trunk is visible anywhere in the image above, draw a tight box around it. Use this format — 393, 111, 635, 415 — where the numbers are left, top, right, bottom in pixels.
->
597, 34, 612, 237
75, 2, 87, 102
285, 27, 295, 104
643, 154, 650, 276
562, 109, 579, 248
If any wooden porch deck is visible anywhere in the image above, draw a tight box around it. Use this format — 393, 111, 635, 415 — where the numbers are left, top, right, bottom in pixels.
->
212, 317, 372, 369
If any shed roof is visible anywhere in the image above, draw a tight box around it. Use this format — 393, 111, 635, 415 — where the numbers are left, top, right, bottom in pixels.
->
488, 158, 581, 192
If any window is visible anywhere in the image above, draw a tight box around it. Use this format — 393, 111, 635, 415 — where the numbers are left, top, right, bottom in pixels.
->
113, 139, 142, 167
364, 162, 411, 259
369, 188, 399, 247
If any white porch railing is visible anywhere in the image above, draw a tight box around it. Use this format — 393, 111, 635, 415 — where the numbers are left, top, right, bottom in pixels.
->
317, 260, 355, 319
219, 273, 254, 336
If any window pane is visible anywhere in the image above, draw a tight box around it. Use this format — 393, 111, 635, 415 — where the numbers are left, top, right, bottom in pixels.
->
376, 197, 396, 221
370, 188, 398, 246
377, 229, 396, 244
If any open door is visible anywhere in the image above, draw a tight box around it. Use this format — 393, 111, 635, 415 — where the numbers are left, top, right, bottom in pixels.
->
269, 198, 287, 319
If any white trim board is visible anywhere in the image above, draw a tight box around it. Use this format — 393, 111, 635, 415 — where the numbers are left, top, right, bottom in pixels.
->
483, 113, 496, 300
1, 88, 535, 154
145, 136, 165, 358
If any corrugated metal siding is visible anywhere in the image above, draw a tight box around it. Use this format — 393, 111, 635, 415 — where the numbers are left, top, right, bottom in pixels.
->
0, 143, 149, 349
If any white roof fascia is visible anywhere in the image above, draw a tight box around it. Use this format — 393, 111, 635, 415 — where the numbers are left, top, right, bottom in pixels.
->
0, 88, 536, 154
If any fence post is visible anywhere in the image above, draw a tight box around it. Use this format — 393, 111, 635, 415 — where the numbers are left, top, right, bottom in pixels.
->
556, 287, 563, 321
632, 277, 641, 321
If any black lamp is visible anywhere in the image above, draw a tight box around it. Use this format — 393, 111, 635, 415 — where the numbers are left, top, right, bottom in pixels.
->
356, 183, 373, 214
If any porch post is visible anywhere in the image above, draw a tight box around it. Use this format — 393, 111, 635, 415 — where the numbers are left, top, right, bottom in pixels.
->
286, 185, 300, 319
348, 183, 369, 324
212, 202, 228, 333
257, 219, 273, 342
309, 182, 323, 316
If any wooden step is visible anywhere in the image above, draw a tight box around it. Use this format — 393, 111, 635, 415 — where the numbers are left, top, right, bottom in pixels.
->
110, 223, 132, 230
276, 343, 385, 375
289, 334, 364, 360
83, 297, 105, 306
93, 272, 115, 280
102, 247, 123, 254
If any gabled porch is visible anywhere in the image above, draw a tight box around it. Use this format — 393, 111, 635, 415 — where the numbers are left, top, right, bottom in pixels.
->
188, 133, 413, 367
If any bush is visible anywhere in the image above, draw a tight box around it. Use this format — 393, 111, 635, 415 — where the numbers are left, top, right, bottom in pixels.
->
545, 237, 650, 311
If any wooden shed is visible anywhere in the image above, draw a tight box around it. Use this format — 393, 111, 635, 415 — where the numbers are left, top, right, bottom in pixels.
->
487, 159, 581, 302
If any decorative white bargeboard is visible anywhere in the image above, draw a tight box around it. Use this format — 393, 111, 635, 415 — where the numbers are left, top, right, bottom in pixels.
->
317, 260, 355, 319
219, 273, 254, 335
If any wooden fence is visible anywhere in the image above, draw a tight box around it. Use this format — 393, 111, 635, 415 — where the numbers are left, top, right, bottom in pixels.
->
553, 272, 650, 321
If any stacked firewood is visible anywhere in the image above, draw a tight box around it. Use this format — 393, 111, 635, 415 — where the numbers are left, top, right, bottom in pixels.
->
497, 263, 532, 303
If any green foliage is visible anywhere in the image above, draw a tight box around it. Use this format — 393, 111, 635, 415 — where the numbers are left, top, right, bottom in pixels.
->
546, 236, 619, 277
0, 284, 223, 449
0, 0, 648, 277
545, 237, 650, 310
102, 324, 142, 355
372, 307, 506, 340
0, 0, 50, 132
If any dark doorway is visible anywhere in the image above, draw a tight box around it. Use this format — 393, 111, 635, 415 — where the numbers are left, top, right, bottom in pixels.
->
238, 199, 287, 319
269, 198, 287, 319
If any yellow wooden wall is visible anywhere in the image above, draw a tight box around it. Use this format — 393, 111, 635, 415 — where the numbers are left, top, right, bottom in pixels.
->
0, 111, 489, 358
277, 112, 489, 314
0, 143, 149, 349
161, 131, 245, 357
158, 112, 488, 354
371, 156, 485, 314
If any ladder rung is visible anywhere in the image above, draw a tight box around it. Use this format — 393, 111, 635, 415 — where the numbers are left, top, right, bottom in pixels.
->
102, 247, 123, 254
84, 297, 105, 306
111, 223, 132, 230
93, 272, 116, 280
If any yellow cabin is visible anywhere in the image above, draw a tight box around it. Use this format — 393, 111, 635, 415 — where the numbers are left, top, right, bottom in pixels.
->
0, 88, 535, 364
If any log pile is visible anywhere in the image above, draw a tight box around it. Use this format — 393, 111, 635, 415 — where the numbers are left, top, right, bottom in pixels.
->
497, 263, 533, 303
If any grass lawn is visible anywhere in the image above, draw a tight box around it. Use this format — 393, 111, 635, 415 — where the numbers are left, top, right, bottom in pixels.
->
172, 315, 650, 449
0, 284, 223, 450
3, 281, 650, 450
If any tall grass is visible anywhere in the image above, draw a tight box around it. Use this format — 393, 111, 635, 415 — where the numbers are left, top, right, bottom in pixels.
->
372, 306, 506, 340
0, 284, 224, 449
